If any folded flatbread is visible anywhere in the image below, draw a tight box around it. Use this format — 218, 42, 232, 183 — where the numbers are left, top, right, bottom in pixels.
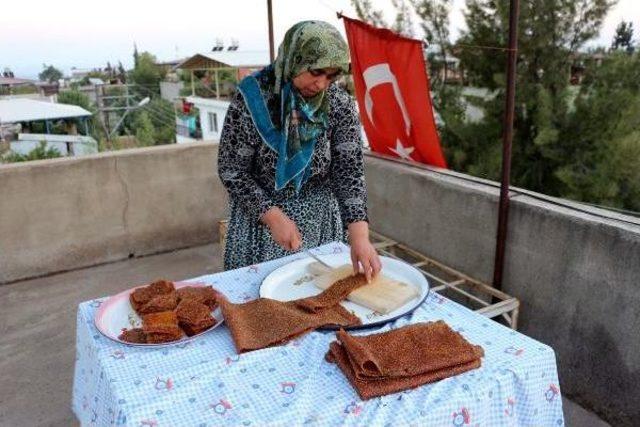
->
219, 295, 360, 353
326, 320, 484, 399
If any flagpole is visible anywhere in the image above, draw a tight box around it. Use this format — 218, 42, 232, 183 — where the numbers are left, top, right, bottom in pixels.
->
492, 0, 520, 291
267, 0, 275, 62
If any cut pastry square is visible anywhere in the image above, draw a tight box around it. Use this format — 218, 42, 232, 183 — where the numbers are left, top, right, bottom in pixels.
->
176, 299, 216, 336
176, 286, 218, 310
129, 279, 177, 315
142, 311, 183, 343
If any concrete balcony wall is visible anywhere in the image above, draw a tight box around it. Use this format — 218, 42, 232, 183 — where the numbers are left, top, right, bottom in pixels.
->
0, 143, 227, 284
1, 144, 638, 424
365, 155, 640, 426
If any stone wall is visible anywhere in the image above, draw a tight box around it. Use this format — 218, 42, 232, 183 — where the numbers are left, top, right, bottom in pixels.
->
365, 154, 640, 425
0, 143, 227, 284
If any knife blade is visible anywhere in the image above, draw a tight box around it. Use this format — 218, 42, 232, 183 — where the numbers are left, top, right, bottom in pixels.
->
304, 249, 334, 270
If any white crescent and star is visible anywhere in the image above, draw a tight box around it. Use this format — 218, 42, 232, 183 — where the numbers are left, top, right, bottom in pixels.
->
389, 139, 415, 161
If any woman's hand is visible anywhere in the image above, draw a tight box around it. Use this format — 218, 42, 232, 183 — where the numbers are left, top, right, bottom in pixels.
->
261, 207, 302, 252
348, 221, 382, 282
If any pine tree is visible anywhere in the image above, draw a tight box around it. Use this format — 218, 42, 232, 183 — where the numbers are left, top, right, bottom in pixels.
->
454, 0, 613, 192
133, 42, 140, 68
611, 21, 635, 54
557, 51, 640, 210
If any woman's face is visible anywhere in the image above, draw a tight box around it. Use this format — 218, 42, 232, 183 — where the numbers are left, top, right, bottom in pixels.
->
292, 67, 341, 98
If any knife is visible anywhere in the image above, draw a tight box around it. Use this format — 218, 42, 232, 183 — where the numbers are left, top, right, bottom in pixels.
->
304, 249, 334, 270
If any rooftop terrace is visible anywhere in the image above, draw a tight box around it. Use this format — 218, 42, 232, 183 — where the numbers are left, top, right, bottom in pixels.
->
1, 142, 638, 426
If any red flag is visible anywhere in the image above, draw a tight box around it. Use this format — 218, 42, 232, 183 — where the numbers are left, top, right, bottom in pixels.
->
343, 16, 447, 168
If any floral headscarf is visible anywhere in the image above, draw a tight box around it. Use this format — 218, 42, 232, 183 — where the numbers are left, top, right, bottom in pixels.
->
238, 20, 350, 191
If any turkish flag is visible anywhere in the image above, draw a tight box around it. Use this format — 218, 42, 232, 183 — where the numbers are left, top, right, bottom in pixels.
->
343, 16, 447, 168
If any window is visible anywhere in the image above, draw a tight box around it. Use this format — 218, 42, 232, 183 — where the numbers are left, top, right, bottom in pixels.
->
208, 112, 218, 133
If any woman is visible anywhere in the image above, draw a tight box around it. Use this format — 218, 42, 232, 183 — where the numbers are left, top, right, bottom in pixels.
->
218, 20, 381, 280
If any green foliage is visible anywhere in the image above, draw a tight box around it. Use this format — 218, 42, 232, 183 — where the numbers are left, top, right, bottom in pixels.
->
355, 0, 639, 211
57, 89, 104, 142
134, 111, 155, 146
145, 98, 176, 144
0, 84, 37, 95
38, 64, 63, 83
58, 89, 93, 110
611, 21, 635, 53
351, 0, 389, 29
452, 0, 616, 196
557, 51, 640, 210
2, 141, 62, 163
129, 51, 163, 95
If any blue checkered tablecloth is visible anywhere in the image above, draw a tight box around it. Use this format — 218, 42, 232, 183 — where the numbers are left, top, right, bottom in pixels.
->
72, 242, 564, 426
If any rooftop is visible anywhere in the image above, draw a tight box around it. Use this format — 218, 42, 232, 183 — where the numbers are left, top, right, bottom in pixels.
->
0, 76, 37, 86
0, 142, 637, 426
176, 50, 270, 70
0, 98, 92, 123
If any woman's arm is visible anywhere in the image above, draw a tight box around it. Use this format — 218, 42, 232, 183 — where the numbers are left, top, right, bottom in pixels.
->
218, 93, 301, 251
329, 89, 381, 280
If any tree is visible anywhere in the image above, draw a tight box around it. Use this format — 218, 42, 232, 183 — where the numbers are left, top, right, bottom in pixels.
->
557, 51, 640, 210
351, 0, 389, 29
39, 64, 63, 83
57, 89, 105, 142
129, 51, 162, 95
117, 61, 127, 83
611, 21, 635, 53
145, 98, 176, 144
452, 0, 614, 193
134, 111, 155, 146
133, 42, 140, 68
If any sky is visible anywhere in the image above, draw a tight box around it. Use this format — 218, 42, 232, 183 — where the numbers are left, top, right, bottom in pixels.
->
1, 0, 637, 79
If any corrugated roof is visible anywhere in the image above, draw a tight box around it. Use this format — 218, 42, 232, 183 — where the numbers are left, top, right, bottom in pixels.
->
177, 51, 270, 70
0, 99, 92, 123
0, 77, 37, 86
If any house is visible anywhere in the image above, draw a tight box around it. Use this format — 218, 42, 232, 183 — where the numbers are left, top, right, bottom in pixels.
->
0, 76, 38, 96
174, 50, 269, 143
176, 96, 230, 143
0, 98, 98, 155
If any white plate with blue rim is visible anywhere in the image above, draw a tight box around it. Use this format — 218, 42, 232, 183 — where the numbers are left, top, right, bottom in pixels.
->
259, 253, 429, 329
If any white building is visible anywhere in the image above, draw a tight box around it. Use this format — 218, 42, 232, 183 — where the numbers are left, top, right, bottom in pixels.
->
13, 133, 98, 156
174, 50, 269, 143
176, 96, 230, 143
0, 98, 98, 156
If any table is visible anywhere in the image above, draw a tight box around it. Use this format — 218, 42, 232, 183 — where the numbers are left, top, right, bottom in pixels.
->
72, 242, 564, 426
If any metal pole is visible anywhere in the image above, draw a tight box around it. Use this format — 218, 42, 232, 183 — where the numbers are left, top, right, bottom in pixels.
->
214, 68, 220, 99
492, 0, 520, 291
267, 0, 275, 62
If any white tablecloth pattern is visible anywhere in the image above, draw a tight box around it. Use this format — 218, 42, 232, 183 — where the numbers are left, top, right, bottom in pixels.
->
72, 242, 564, 426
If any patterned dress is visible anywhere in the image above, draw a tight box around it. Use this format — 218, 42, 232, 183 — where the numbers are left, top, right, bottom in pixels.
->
218, 79, 368, 270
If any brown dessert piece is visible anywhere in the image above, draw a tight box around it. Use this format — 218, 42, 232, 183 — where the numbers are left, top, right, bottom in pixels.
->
176, 299, 216, 336
137, 292, 178, 315
176, 286, 218, 310
148, 280, 175, 295
129, 287, 152, 313
219, 295, 361, 354
325, 321, 484, 399
118, 328, 147, 344
295, 274, 368, 313
142, 311, 183, 343
129, 280, 177, 315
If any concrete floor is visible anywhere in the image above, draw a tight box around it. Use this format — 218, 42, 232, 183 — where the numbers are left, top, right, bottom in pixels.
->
0, 244, 222, 427
0, 244, 610, 427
